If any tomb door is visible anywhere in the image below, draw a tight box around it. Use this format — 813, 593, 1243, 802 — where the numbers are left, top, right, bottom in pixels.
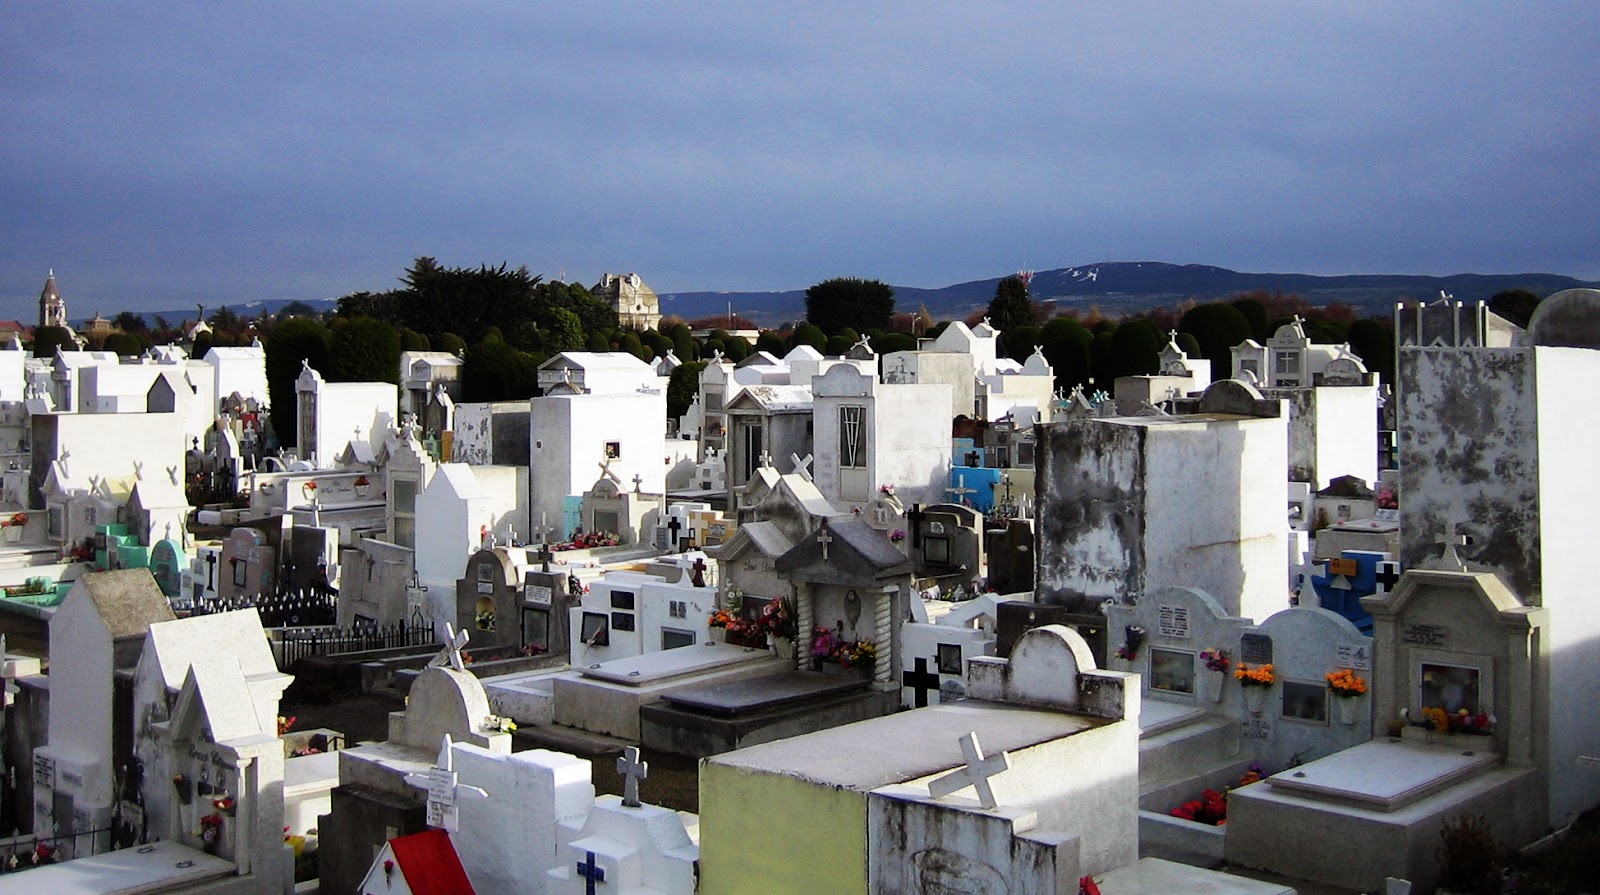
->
839, 405, 869, 500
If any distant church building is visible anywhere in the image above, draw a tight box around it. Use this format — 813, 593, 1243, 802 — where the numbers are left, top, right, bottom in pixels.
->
39, 269, 68, 329
592, 272, 661, 331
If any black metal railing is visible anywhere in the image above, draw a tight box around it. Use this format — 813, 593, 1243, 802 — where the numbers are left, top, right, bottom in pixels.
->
275, 619, 436, 670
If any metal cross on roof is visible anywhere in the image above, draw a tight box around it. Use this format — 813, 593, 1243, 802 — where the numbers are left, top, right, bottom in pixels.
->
632, 473, 643, 494
816, 528, 833, 560
597, 456, 621, 485
928, 731, 1010, 810
404, 734, 488, 832
428, 623, 471, 673
617, 745, 649, 808
757, 449, 773, 469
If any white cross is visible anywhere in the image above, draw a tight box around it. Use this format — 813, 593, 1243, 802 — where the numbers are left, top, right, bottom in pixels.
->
598, 456, 620, 484
617, 746, 649, 808
429, 623, 471, 673
928, 732, 1009, 810
757, 450, 773, 470
790, 452, 813, 482
816, 528, 833, 560
404, 734, 488, 831
946, 471, 976, 505
1437, 522, 1473, 571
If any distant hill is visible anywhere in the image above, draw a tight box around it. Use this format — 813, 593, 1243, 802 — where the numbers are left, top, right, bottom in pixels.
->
661, 262, 1598, 327
114, 263, 1596, 331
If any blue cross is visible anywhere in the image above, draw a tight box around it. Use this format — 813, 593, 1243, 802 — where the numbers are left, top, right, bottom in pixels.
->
576, 850, 606, 894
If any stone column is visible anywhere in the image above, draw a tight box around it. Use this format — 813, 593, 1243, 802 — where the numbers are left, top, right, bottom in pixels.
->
873, 586, 892, 689
795, 582, 813, 670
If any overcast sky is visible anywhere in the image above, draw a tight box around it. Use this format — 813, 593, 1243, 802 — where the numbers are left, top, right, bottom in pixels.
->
3, 3, 1597, 320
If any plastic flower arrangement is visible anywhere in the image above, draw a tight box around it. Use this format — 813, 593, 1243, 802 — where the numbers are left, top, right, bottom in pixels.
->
708, 609, 738, 630
1234, 662, 1275, 687
879, 484, 896, 496
810, 626, 875, 670
757, 597, 796, 640
1420, 706, 1495, 735
889, 529, 906, 543
1169, 788, 1228, 825
1200, 648, 1231, 673
2, 513, 28, 528
483, 715, 517, 734
1325, 668, 1368, 698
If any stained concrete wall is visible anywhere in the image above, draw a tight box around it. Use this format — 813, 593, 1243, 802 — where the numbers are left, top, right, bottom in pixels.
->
1271, 386, 1378, 489
1035, 420, 1147, 607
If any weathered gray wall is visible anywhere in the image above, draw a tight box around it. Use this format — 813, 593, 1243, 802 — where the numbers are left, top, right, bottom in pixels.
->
1034, 420, 1146, 607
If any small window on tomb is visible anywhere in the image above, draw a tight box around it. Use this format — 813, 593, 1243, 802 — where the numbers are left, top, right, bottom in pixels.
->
604, 441, 622, 460
1149, 648, 1196, 695
580, 612, 610, 646
922, 535, 951, 565
475, 597, 495, 632
662, 628, 695, 650
232, 559, 248, 588
1281, 680, 1328, 725
1420, 663, 1480, 716
594, 510, 620, 535
937, 643, 963, 676
839, 405, 867, 468
611, 612, 636, 632
522, 607, 549, 652
610, 590, 636, 610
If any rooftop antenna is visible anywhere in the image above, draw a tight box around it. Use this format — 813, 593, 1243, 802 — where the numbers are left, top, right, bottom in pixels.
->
1017, 269, 1034, 288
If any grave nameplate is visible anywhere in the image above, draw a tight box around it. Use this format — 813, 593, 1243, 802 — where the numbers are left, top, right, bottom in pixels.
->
33, 755, 53, 789
1242, 717, 1272, 740
1158, 604, 1190, 638
527, 584, 552, 606
1402, 623, 1449, 647
1241, 633, 1273, 664
1336, 643, 1371, 671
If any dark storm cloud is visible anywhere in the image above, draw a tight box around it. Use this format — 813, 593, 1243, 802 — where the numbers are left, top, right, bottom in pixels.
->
2, 2, 1596, 317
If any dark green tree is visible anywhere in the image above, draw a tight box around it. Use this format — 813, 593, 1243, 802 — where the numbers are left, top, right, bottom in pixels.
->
1179, 303, 1254, 369
398, 257, 542, 340
336, 290, 399, 323
804, 277, 894, 335
113, 311, 146, 332
755, 331, 786, 356
264, 318, 331, 447
461, 338, 539, 402
1346, 318, 1395, 385
1488, 289, 1541, 329
1111, 318, 1165, 378
667, 361, 707, 421
435, 332, 466, 356
544, 307, 585, 354
330, 316, 401, 383
666, 323, 697, 361
534, 280, 616, 336
1041, 317, 1093, 389
790, 323, 827, 351
1004, 325, 1041, 364
102, 331, 144, 356
207, 305, 244, 333
190, 331, 215, 361
1090, 330, 1117, 388
280, 300, 321, 319
398, 328, 431, 351
987, 275, 1036, 337
1230, 296, 1272, 342
825, 334, 853, 356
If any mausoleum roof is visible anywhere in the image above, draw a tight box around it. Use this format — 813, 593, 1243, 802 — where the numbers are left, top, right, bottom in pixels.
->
75, 568, 177, 640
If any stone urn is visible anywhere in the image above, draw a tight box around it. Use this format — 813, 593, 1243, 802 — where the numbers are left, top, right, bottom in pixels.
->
1198, 671, 1224, 704
1336, 697, 1359, 726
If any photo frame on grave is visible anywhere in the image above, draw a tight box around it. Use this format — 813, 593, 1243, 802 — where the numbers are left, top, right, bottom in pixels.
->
580, 611, 610, 646
1280, 680, 1328, 724
923, 535, 951, 565
611, 612, 636, 632
1419, 661, 1482, 716
1149, 647, 1196, 695
661, 628, 695, 650
610, 590, 636, 610
604, 441, 621, 459
594, 510, 620, 535
937, 643, 963, 676
740, 594, 772, 619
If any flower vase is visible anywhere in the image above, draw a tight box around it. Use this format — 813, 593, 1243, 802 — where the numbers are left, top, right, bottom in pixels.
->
770, 636, 797, 661
355, 482, 371, 499
1199, 671, 1224, 704
708, 627, 727, 645
1244, 685, 1268, 715
2, 526, 19, 543
1337, 697, 1358, 726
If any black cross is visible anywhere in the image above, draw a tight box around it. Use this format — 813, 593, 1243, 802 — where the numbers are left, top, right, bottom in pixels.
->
576, 850, 606, 894
902, 657, 941, 708
1374, 561, 1401, 592
907, 503, 924, 549
667, 517, 682, 551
